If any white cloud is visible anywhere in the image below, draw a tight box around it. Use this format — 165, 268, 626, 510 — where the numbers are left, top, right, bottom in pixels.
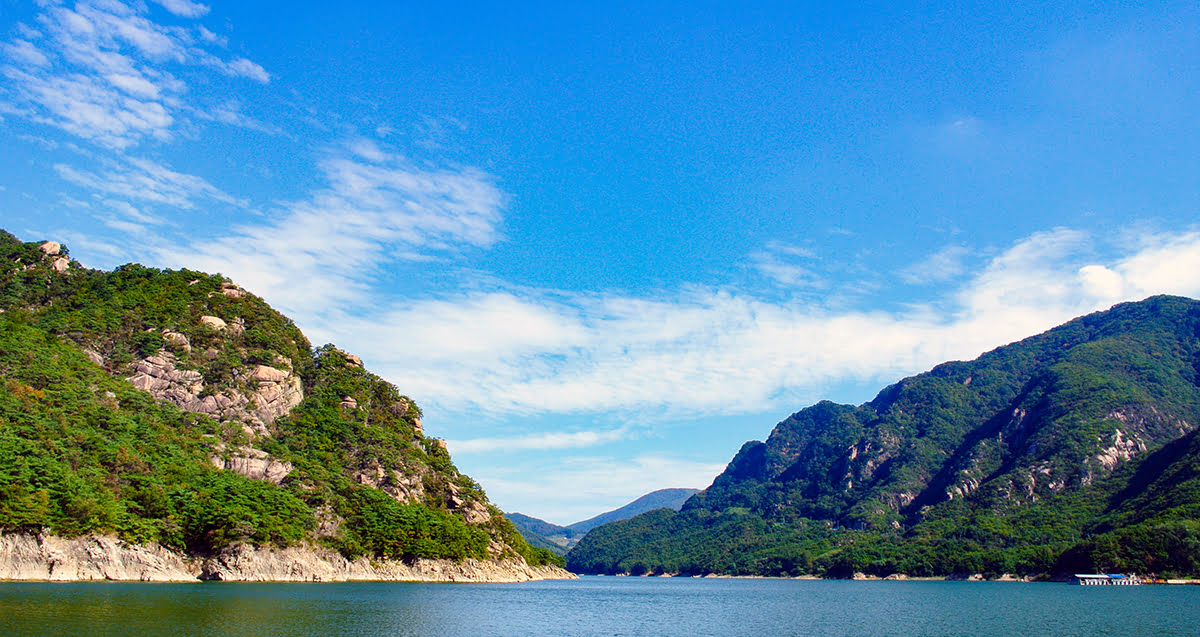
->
196, 26, 224, 45
751, 241, 820, 287
159, 145, 506, 316
225, 57, 268, 83
4, 40, 50, 67
448, 427, 629, 454
900, 244, 970, 284
150, 0, 210, 18
318, 227, 1200, 422
10, 68, 174, 148
55, 156, 239, 209
3, 0, 268, 148
1115, 231, 1200, 296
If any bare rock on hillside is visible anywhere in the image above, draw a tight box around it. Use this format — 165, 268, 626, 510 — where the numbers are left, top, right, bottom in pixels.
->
199, 315, 227, 331
38, 241, 61, 256
126, 352, 303, 436
211, 445, 293, 485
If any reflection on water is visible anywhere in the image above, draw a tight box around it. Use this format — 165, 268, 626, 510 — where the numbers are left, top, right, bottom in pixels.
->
3, 577, 1199, 636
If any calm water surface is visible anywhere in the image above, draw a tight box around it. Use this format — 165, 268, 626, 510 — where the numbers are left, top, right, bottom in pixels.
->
3, 577, 1198, 636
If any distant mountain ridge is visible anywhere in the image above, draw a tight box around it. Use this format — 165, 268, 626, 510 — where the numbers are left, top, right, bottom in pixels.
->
568, 296, 1200, 578
507, 488, 699, 555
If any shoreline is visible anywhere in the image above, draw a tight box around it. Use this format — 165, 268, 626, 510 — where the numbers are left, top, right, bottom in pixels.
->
0, 533, 575, 584
601, 572, 1038, 582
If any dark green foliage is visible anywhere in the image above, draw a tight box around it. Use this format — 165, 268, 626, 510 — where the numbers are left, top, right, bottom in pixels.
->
341, 489, 487, 560
0, 319, 313, 552
570, 296, 1200, 577
0, 232, 534, 565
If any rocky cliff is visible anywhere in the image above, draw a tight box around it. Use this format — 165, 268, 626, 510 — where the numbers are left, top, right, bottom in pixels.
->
0, 533, 574, 582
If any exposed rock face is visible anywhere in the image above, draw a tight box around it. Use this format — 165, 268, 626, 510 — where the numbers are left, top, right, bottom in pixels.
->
220, 283, 247, 298
128, 354, 204, 404
0, 534, 194, 582
1093, 427, 1147, 471
0, 534, 576, 583
126, 352, 303, 436
211, 445, 293, 485
339, 396, 358, 409
447, 482, 492, 524
199, 315, 227, 330
345, 354, 363, 367
38, 241, 61, 255
51, 257, 69, 273
196, 542, 573, 583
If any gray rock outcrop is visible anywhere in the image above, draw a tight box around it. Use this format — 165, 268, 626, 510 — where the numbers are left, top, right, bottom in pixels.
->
199, 315, 227, 330
126, 352, 303, 436
0, 534, 576, 583
196, 542, 572, 583
210, 445, 293, 485
0, 534, 194, 582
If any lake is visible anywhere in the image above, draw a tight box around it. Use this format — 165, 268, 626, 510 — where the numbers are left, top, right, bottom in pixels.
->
3, 576, 1198, 636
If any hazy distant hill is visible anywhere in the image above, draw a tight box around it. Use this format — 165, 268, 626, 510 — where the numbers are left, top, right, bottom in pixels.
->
508, 488, 700, 555
569, 296, 1200, 578
568, 488, 700, 534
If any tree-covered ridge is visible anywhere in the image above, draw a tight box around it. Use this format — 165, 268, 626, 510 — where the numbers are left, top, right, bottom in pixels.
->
0, 231, 559, 568
568, 296, 1200, 577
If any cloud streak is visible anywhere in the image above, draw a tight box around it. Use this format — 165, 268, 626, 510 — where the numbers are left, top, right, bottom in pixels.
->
55, 156, 241, 210
159, 144, 506, 316
448, 427, 630, 454
2, 0, 268, 148
322, 228, 1200, 421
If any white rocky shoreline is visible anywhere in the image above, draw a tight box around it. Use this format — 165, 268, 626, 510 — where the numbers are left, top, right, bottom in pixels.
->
0, 534, 575, 583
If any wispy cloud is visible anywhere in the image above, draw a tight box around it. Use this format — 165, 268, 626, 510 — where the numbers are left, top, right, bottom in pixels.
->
316, 227, 1200, 422
150, 0, 211, 19
55, 156, 240, 210
750, 241, 820, 287
2, 0, 268, 148
900, 244, 970, 284
448, 427, 630, 454
159, 144, 506, 315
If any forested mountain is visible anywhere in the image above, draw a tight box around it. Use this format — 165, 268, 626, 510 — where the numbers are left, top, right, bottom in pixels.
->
0, 231, 560, 570
508, 488, 699, 555
568, 296, 1200, 578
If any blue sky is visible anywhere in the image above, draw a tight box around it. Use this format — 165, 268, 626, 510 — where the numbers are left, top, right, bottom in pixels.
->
4, 0, 1200, 523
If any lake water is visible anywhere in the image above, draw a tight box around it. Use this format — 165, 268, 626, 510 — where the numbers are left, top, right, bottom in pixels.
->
3, 577, 1198, 636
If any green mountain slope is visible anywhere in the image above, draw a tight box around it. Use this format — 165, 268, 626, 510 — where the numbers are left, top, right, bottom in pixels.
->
0, 231, 560, 568
568, 296, 1200, 577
